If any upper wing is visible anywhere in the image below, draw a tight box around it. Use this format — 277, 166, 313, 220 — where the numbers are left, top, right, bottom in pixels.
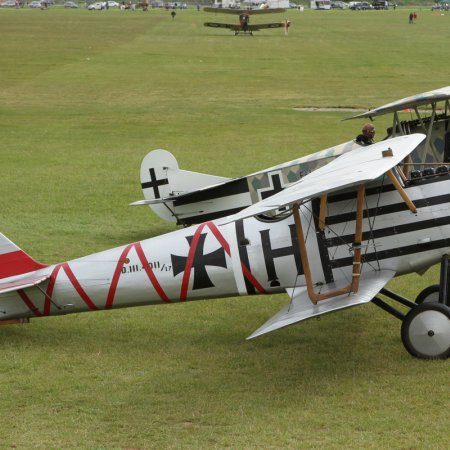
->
204, 7, 285, 14
224, 133, 426, 223
204, 7, 241, 14
347, 86, 450, 120
248, 270, 396, 339
245, 7, 286, 14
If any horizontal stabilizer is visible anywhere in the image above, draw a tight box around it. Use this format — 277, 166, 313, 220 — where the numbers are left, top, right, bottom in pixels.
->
131, 197, 179, 206
0, 273, 51, 295
247, 270, 395, 339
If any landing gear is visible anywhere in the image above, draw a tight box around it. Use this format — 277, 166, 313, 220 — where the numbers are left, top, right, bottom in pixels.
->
401, 303, 450, 359
416, 256, 450, 305
372, 255, 450, 359
415, 284, 439, 304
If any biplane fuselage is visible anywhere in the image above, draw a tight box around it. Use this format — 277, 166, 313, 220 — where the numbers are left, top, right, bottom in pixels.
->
135, 87, 450, 227
2, 160, 450, 322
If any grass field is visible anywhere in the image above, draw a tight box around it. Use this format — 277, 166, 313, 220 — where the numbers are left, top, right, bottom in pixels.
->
0, 6, 449, 449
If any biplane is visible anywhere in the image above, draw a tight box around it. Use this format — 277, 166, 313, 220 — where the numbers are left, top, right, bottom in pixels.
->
2, 89, 450, 360
203, 6, 290, 35
133, 86, 450, 226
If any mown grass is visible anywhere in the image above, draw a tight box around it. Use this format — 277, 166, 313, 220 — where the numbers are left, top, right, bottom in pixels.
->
0, 6, 449, 449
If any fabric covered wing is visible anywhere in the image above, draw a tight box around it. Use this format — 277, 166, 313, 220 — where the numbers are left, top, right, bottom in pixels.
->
248, 23, 284, 30
204, 7, 238, 14
204, 22, 240, 30
131, 175, 243, 206
347, 86, 450, 120
204, 7, 285, 14
248, 270, 396, 339
250, 8, 285, 14
225, 133, 425, 223
204, 22, 285, 32
130, 198, 169, 206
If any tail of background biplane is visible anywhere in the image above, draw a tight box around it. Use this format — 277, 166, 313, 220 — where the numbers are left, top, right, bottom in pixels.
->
132, 149, 233, 224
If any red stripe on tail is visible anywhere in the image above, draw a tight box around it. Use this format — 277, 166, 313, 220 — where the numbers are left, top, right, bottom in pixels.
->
62, 263, 99, 311
0, 250, 48, 279
105, 244, 134, 309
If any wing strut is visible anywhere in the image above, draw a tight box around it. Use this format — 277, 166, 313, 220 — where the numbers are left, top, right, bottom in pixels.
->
386, 169, 417, 213
318, 193, 327, 231
292, 184, 365, 305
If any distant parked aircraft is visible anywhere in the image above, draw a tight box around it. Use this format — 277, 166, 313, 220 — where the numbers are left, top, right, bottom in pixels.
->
204, 6, 289, 35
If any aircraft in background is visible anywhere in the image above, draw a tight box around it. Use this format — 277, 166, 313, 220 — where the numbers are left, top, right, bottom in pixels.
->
204, 6, 290, 35
1, 133, 450, 359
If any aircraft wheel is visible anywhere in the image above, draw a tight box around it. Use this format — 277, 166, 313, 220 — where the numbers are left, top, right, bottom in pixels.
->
401, 303, 450, 359
415, 284, 440, 304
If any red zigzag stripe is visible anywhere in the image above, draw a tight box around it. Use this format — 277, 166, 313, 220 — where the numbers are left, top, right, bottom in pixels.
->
179, 222, 266, 301
23, 224, 265, 315
39, 244, 169, 315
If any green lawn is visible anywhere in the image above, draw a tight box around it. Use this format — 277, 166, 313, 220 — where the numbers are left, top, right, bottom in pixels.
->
0, 6, 449, 449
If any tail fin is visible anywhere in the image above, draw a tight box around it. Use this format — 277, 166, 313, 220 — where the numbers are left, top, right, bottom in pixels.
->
138, 149, 229, 223
0, 233, 48, 279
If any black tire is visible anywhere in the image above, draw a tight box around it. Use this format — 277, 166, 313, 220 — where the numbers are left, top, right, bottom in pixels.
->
415, 284, 440, 304
401, 303, 450, 359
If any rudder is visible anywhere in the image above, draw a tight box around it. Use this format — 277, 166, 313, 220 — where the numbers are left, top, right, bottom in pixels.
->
0, 233, 48, 279
139, 149, 229, 222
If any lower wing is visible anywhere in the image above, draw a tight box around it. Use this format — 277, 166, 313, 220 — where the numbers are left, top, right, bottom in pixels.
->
204, 22, 239, 30
248, 23, 285, 30
204, 22, 286, 31
248, 270, 396, 339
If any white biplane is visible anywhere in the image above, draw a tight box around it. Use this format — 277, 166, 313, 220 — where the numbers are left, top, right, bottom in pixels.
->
2, 89, 450, 359
133, 86, 450, 226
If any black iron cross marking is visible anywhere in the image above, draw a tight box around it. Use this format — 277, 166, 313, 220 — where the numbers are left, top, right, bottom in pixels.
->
259, 172, 285, 200
141, 168, 169, 199
171, 233, 227, 290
